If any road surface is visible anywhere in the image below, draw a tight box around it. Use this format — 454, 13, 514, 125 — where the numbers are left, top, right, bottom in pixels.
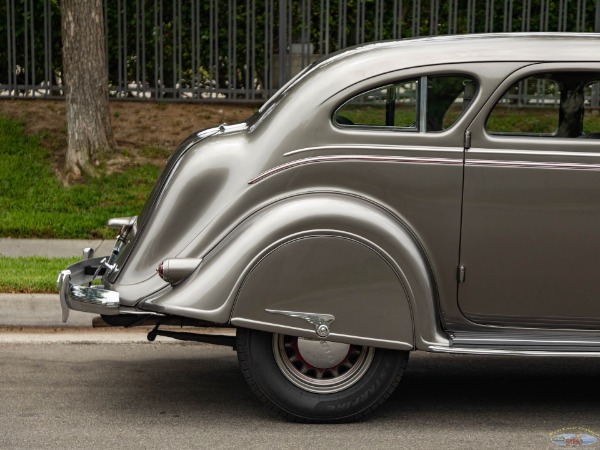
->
1, 330, 599, 449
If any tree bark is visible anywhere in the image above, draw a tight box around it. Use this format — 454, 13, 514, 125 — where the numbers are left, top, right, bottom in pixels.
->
61, 0, 115, 178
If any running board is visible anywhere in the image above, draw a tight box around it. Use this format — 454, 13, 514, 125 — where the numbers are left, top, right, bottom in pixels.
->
427, 330, 600, 357
429, 345, 600, 357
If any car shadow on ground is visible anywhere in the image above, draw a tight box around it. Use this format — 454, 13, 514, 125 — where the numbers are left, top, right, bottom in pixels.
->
65, 345, 600, 426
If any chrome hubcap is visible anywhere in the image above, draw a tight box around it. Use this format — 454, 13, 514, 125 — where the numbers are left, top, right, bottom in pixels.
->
273, 334, 374, 394
297, 339, 350, 368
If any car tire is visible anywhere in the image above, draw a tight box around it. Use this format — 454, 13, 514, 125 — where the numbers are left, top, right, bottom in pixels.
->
236, 327, 409, 423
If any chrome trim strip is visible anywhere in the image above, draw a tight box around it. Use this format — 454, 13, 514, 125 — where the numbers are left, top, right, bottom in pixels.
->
251, 154, 600, 185
453, 336, 600, 346
466, 159, 600, 171
429, 345, 600, 358
249, 155, 463, 184
284, 145, 463, 157
469, 147, 600, 158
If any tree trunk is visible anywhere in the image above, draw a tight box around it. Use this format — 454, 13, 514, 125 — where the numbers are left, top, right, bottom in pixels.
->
61, 0, 115, 178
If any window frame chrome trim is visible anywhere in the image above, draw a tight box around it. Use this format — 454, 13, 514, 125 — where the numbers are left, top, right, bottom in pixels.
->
419, 75, 428, 132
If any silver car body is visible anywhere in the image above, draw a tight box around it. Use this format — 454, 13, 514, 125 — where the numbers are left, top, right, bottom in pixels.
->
59, 33, 600, 356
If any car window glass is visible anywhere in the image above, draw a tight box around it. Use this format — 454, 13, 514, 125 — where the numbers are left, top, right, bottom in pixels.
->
427, 76, 476, 131
334, 75, 476, 132
486, 72, 600, 139
334, 80, 418, 129
583, 80, 600, 138
486, 76, 560, 136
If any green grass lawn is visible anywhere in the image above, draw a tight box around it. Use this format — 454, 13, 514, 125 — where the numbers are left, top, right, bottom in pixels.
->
0, 116, 160, 239
0, 116, 161, 292
0, 256, 79, 293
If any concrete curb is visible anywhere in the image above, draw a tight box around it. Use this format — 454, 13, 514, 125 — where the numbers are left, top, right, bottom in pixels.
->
0, 293, 94, 327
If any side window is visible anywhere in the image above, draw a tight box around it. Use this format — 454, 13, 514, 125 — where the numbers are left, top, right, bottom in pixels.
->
427, 76, 476, 131
486, 76, 560, 136
334, 80, 419, 129
583, 81, 600, 138
334, 75, 476, 132
486, 72, 600, 139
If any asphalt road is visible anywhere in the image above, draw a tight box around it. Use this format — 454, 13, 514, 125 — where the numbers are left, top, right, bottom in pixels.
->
1, 331, 600, 449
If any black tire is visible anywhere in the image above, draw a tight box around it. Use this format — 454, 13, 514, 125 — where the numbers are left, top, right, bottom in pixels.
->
236, 328, 409, 423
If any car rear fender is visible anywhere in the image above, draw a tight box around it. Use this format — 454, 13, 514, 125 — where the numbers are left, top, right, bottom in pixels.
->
141, 193, 443, 350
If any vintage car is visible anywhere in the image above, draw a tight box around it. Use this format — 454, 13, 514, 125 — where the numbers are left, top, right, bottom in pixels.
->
58, 33, 600, 422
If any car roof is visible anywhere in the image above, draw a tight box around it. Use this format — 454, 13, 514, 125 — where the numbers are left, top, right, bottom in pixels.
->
259, 33, 600, 115
321, 33, 600, 69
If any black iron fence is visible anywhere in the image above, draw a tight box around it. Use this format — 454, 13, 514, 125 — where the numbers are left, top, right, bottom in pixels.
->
2, 0, 600, 102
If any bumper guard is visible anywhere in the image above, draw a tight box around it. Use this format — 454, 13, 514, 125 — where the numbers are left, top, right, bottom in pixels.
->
56, 257, 120, 323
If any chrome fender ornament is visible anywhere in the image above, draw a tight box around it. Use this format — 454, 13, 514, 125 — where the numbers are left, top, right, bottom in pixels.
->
266, 309, 335, 338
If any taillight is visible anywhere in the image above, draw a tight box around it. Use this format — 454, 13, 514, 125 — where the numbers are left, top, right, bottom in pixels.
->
156, 258, 202, 285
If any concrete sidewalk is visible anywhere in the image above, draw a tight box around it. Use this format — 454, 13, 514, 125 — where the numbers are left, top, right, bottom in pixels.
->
0, 238, 114, 258
1, 238, 116, 328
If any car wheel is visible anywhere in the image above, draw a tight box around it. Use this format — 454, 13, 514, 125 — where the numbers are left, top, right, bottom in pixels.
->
236, 327, 409, 422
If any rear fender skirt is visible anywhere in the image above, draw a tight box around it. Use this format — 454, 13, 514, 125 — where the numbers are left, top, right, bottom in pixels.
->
231, 235, 414, 350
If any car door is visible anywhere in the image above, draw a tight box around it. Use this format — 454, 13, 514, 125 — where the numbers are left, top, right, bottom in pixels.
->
459, 63, 600, 329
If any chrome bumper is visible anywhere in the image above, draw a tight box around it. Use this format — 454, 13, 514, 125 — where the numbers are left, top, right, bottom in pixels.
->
56, 257, 120, 323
